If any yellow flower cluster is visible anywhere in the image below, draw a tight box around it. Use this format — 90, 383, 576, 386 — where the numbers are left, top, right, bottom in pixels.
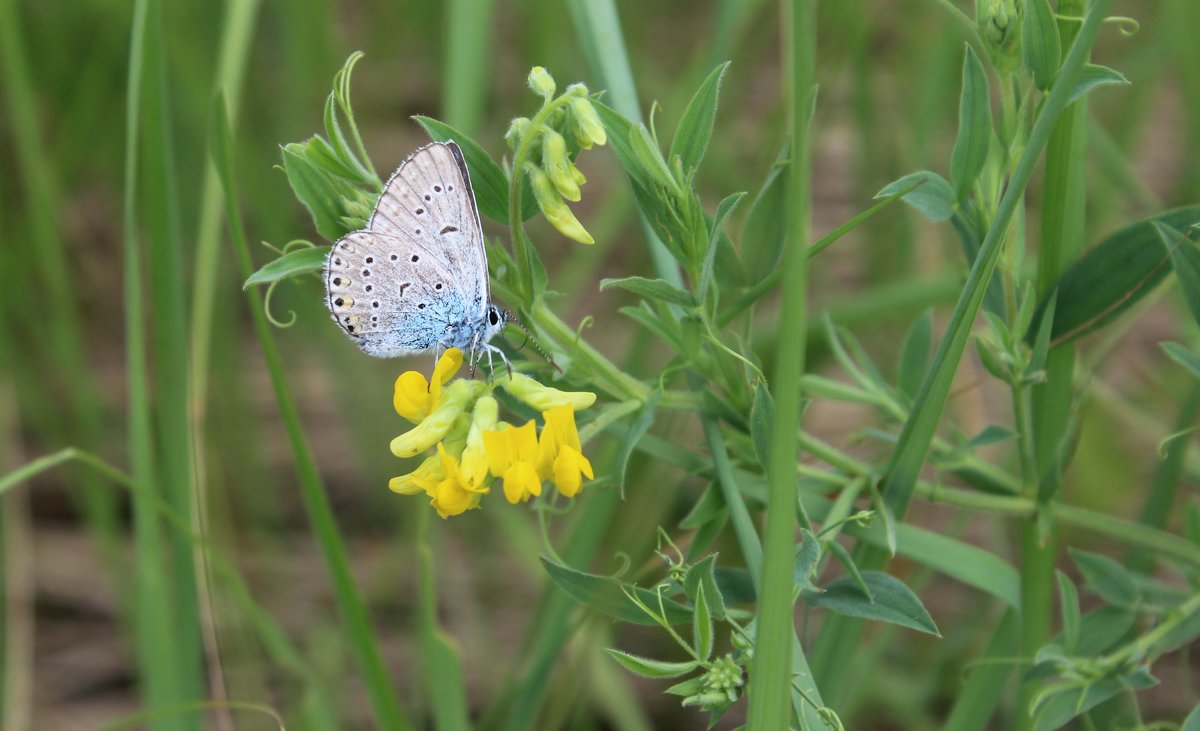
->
389, 349, 596, 518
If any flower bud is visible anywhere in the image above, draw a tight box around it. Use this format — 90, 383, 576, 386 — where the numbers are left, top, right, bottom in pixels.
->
390, 379, 484, 457
568, 97, 606, 149
542, 129, 580, 202
978, 0, 1023, 73
565, 82, 589, 97
505, 117, 531, 150
459, 396, 498, 490
389, 453, 443, 495
528, 165, 594, 244
501, 372, 596, 411
527, 66, 556, 100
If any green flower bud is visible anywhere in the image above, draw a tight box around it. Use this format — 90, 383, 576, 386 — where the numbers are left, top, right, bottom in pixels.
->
978, 0, 1023, 73
500, 372, 596, 411
542, 129, 580, 202
527, 165, 594, 245
505, 117, 531, 150
459, 395, 498, 490
390, 380, 485, 457
566, 82, 589, 97
568, 97, 606, 149
527, 66, 556, 100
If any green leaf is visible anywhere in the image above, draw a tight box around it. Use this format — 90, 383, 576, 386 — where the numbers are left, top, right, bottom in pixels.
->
897, 310, 933, 400
1156, 221, 1200, 328
713, 567, 756, 606
615, 392, 660, 497
950, 45, 993, 199
749, 382, 774, 469
1055, 570, 1080, 653
1068, 64, 1130, 105
631, 122, 678, 191
282, 143, 362, 241
794, 531, 820, 593
1182, 703, 1200, 731
620, 304, 685, 353
878, 171, 955, 223
669, 62, 729, 174
1162, 342, 1200, 380
809, 570, 940, 636
413, 115, 532, 224
1070, 549, 1140, 608
606, 649, 699, 679
592, 100, 654, 193
1023, 0, 1061, 91
244, 245, 329, 287
826, 541, 871, 600
684, 554, 727, 621
741, 141, 789, 282
692, 584, 714, 661
1029, 207, 1200, 345
963, 424, 1018, 450
680, 481, 726, 530
601, 276, 696, 307
1028, 290, 1056, 373
665, 676, 706, 697
541, 558, 693, 625
1032, 668, 1156, 731
699, 191, 746, 301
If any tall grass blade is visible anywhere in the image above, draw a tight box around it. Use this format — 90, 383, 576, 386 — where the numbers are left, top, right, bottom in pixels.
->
443, 0, 494, 135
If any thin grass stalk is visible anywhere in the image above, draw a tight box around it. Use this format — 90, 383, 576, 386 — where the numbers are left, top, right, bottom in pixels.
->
443, 0, 494, 135
0, 0, 123, 585
812, 0, 1116, 704
211, 97, 413, 731
142, 2, 205, 723
1021, 3, 1088, 725
745, 0, 815, 728
186, 3, 263, 727
124, 2, 193, 727
564, 0, 683, 287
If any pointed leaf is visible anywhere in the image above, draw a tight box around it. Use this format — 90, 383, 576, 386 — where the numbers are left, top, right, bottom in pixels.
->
878, 171, 955, 223
684, 554, 727, 621
1056, 570, 1080, 653
670, 62, 729, 174
1023, 0, 1061, 91
1162, 342, 1200, 380
794, 530, 820, 593
750, 382, 775, 469
1156, 221, 1200, 328
897, 310, 933, 399
541, 558, 692, 625
692, 584, 714, 661
606, 649, 699, 679
742, 141, 789, 281
244, 245, 330, 287
1068, 64, 1130, 105
601, 276, 696, 307
1070, 549, 1140, 608
951, 45, 993, 199
699, 191, 746, 300
809, 571, 940, 636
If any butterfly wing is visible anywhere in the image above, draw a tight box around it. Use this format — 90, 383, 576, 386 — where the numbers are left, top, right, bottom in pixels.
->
368, 141, 489, 316
325, 141, 491, 358
326, 230, 469, 357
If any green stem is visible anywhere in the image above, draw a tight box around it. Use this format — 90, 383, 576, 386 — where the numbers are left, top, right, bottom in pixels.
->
746, 0, 819, 727
528, 300, 649, 402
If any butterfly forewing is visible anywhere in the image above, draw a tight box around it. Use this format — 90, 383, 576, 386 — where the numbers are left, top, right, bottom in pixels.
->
369, 142, 489, 314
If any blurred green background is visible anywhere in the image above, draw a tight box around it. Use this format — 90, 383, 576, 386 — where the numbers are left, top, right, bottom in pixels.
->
2, 0, 1198, 728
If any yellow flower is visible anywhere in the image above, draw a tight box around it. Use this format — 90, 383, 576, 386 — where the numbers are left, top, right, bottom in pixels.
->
390, 379, 483, 457
500, 372, 596, 412
430, 443, 489, 519
393, 348, 464, 423
389, 452, 443, 495
483, 421, 543, 504
537, 405, 593, 498
459, 396, 498, 491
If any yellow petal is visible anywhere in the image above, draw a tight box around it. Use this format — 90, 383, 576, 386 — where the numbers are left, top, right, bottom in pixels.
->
390, 379, 483, 457
430, 477, 481, 518
389, 453, 444, 495
483, 425, 515, 476
552, 450, 583, 497
393, 371, 432, 423
429, 348, 464, 407
502, 462, 541, 504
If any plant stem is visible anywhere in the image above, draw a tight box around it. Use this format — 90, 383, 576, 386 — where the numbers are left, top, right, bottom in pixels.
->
746, 0, 819, 728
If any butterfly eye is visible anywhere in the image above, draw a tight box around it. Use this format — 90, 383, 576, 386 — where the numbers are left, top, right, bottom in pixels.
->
488, 309, 500, 326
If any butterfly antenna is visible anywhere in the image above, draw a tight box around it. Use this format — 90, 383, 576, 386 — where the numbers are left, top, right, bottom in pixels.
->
506, 310, 562, 373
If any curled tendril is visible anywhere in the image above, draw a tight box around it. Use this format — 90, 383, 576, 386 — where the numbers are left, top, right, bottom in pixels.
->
281, 238, 316, 254
263, 279, 297, 328
574, 314, 595, 342
603, 552, 632, 581
1055, 13, 1139, 36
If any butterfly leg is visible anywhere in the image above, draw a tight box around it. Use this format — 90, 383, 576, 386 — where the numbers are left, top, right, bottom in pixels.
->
483, 343, 513, 380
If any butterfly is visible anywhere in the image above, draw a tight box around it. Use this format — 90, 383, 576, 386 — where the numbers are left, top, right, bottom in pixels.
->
324, 141, 510, 371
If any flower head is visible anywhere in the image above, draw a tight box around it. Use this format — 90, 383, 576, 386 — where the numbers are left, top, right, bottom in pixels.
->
430, 443, 490, 519
537, 405, 593, 497
483, 421, 543, 504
